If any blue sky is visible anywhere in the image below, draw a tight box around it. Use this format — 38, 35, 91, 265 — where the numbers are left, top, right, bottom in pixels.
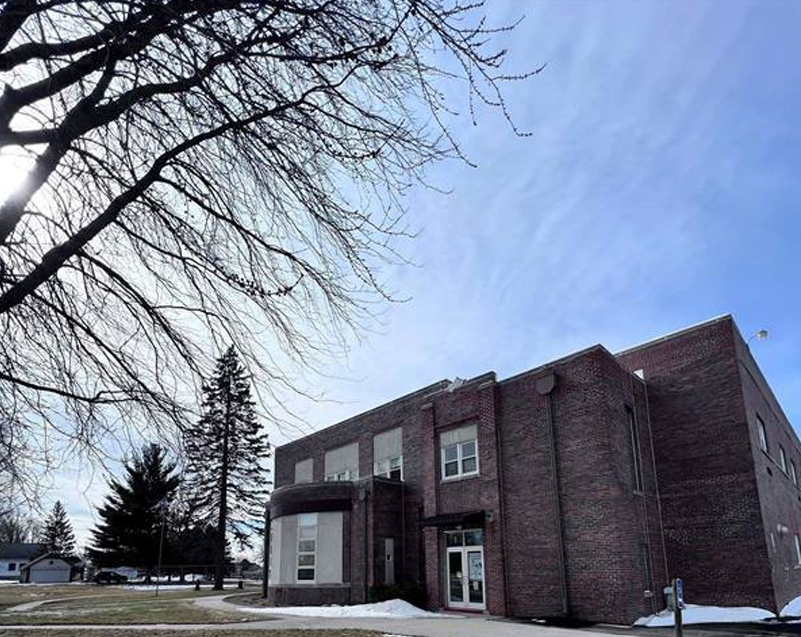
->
53, 0, 801, 547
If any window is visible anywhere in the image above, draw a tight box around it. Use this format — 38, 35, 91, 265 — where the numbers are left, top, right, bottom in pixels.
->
294, 458, 313, 484
628, 407, 643, 493
791, 461, 798, 486
441, 439, 478, 479
795, 535, 801, 566
373, 427, 403, 481
8, 563, 15, 572
374, 456, 403, 481
296, 513, 317, 582
324, 443, 359, 483
757, 416, 768, 453
325, 468, 358, 482
780, 445, 788, 474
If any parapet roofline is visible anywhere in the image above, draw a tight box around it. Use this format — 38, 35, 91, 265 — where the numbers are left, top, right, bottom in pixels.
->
279, 378, 451, 449
615, 314, 733, 356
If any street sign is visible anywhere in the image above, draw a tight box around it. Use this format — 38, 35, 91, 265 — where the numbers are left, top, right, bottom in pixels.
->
675, 578, 685, 610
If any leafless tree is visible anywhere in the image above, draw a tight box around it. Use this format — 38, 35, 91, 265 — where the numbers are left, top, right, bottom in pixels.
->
0, 0, 535, 501
0, 507, 41, 543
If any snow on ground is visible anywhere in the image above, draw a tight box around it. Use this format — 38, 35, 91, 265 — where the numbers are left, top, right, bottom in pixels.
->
238, 599, 452, 619
636, 604, 775, 627
782, 595, 801, 617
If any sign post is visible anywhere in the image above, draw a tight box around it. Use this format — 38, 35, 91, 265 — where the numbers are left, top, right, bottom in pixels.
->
673, 578, 684, 637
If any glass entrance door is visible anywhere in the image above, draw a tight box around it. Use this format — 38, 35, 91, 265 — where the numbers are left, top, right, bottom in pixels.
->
445, 530, 485, 611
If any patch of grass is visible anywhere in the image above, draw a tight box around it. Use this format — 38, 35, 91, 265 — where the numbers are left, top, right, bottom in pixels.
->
0, 583, 258, 612
0, 598, 256, 625
0, 584, 127, 611
47, 587, 252, 609
0, 630, 383, 637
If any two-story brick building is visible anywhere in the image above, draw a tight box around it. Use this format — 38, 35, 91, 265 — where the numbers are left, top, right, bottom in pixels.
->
265, 315, 801, 624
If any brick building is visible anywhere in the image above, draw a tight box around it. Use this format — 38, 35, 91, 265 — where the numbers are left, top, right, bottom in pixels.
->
265, 315, 801, 624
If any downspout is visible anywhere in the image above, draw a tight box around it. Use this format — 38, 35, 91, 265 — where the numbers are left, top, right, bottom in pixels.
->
536, 372, 569, 616
639, 371, 670, 586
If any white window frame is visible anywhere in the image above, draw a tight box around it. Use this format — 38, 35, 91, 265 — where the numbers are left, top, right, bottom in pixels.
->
374, 455, 403, 481
780, 445, 788, 474
296, 513, 317, 584
757, 416, 768, 453
795, 534, 801, 566
441, 438, 479, 481
791, 460, 798, 486
324, 468, 359, 482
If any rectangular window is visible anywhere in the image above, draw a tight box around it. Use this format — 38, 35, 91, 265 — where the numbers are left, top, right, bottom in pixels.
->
780, 445, 788, 474
324, 443, 359, 483
296, 513, 317, 583
324, 468, 358, 482
795, 534, 801, 566
628, 407, 643, 493
373, 427, 403, 481
757, 416, 768, 453
294, 458, 313, 484
374, 455, 403, 481
441, 434, 479, 480
8, 563, 16, 571
791, 461, 798, 486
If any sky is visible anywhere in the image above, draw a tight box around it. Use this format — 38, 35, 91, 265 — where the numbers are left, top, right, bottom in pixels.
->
41, 0, 801, 549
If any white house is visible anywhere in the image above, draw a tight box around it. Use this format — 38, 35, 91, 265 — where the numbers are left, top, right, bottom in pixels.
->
0, 543, 43, 581
19, 553, 83, 584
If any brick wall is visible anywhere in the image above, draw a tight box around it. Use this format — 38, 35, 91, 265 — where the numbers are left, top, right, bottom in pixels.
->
617, 316, 776, 610
733, 323, 801, 612
498, 347, 666, 624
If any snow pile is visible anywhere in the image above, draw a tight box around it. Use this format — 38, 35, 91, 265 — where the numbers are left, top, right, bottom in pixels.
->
636, 604, 774, 627
242, 598, 451, 619
781, 595, 801, 617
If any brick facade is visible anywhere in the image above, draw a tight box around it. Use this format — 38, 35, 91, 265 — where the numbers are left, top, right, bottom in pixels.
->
266, 315, 801, 624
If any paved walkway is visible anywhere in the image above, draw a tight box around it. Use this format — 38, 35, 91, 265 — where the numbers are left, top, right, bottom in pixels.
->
0, 593, 611, 636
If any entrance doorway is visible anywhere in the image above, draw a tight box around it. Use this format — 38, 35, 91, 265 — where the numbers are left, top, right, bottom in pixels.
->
444, 529, 485, 611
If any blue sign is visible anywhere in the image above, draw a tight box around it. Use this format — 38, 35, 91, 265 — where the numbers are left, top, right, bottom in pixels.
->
675, 578, 685, 610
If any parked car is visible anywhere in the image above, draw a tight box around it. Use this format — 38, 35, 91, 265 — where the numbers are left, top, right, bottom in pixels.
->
93, 571, 128, 585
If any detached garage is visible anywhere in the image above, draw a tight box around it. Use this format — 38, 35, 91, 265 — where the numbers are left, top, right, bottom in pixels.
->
19, 553, 76, 583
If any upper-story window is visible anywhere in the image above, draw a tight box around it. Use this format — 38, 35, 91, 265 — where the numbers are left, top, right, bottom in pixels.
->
780, 445, 788, 474
791, 460, 798, 486
440, 424, 479, 480
373, 427, 403, 481
294, 458, 313, 484
296, 513, 317, 582
627, 406, 643, 493
757, 416, 768, 453
324, 442, 359, 482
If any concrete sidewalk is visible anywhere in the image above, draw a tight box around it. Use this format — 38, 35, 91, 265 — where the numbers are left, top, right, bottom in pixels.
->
0, 593, 613, 636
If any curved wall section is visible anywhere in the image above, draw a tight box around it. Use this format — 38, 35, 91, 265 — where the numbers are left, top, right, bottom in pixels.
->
269, 482, 355, 519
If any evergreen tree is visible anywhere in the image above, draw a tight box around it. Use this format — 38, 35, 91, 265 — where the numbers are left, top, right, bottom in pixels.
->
40, 501, 75, 555
183, 346, 271, 590
88, 444, 180, 570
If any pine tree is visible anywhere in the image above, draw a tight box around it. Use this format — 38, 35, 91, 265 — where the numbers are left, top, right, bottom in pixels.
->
40, 501, 75, 556
183, 346, 271, 590
88, 444, 180, 571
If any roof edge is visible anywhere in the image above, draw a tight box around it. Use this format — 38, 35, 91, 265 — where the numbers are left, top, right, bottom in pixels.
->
615, 314, 733, 357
